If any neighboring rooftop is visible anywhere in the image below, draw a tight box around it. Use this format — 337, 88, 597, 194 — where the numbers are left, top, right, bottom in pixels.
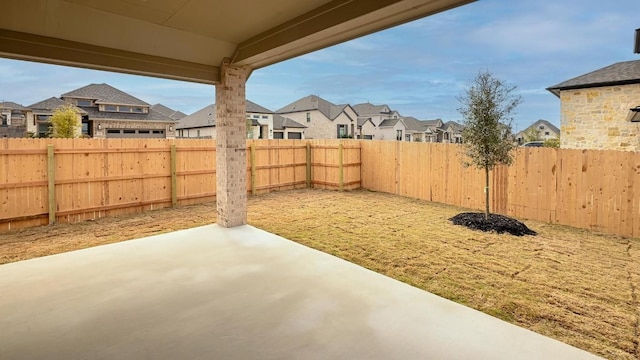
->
246, 100, 272, 114
519, 119, 560, 135
177, 104, 216, 130
352, 103, 391, 116
28, 97, 87, 114
547, 60, 640, 96
151, 104, 187, 120
277, 95, 349, 121
62, 83, 150, 106
273, 115, 306, 130
0, 101, 30, 111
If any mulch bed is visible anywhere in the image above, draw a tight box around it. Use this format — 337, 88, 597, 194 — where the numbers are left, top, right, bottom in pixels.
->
449, 212, 537, 236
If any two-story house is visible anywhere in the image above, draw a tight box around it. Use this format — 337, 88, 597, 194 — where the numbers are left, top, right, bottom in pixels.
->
277, 95, 358, 139
0, 102, 33, 138
60, 83, 177, 139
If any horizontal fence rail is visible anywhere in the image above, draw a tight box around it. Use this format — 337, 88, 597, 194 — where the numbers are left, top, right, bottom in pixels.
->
0, 138, 361, 231
1, 138, 638, 238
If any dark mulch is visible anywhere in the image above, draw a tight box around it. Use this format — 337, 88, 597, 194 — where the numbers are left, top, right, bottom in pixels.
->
449, 212, 537, 237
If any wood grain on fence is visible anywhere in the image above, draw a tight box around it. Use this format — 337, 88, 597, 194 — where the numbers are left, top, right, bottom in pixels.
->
361, 141, 640, 238
0, 138, 360, 231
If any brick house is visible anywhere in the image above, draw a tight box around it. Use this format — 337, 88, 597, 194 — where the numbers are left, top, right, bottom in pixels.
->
60, 83, 177, 139
277, 95, 358, 139
547, 60, 640, 151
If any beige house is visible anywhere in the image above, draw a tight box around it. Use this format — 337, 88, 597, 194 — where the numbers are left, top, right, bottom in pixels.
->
515, 119, 560, 144
272, 115, 306, 139
0, 102, 33, 138
547, 59, 640, 151
277, 95, 358, 139
28, 97, 85, 137
178, 101, 285, 140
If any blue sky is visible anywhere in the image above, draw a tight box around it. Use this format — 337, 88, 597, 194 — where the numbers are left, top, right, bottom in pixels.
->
0, 0, 638, 132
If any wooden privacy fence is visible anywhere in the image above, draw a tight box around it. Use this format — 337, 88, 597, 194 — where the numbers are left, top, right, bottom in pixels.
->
0, 138, 361, 231
361, 141, 640, 238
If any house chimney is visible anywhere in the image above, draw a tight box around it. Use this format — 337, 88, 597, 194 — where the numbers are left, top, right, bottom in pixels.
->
635, 28, 640, 54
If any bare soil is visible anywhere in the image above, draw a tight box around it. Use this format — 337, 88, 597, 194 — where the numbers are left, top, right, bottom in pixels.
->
1, 189, 639, 359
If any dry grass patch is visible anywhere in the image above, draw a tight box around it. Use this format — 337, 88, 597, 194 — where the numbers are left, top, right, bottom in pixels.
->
249, 189, 640, 360
1, 188, 638, 359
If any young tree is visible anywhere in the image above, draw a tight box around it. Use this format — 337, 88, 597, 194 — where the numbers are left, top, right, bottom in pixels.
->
50, 105, 80, 138
458, 71, 522, 219
522, 127, 542, 142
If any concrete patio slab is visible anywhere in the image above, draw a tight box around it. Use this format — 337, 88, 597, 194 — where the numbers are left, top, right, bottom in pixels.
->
0, 225, 600, 359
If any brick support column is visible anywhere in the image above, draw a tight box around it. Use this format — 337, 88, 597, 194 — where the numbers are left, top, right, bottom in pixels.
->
216, 61, 251, 227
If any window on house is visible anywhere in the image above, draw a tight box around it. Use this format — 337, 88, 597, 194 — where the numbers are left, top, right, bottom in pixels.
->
1, 115, 6, 126
306, 112, 311, 123
132, 107, 144, 113
545, 131, 550, 136
337, 124, 347, 138
396, 130, 402, 141
107, 129, 121, 134
38, 123, 51, 137
104, 105, 117, 112
539, 126, 544, 130
119, 106, 132, 113
261, 115, 268, 119
81, 123, 89, 135
197, 129, 201, 137
36, 115, 51, 121
152, 130, 164, 134
77, 99, 92, 107
252, 115, 259, 119
123, 129, 136, 134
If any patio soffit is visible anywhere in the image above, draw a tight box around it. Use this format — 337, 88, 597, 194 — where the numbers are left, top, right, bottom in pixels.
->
0, 0, 473, 84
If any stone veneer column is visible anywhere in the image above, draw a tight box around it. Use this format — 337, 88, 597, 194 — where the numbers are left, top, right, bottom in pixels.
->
215, 60, 251, 227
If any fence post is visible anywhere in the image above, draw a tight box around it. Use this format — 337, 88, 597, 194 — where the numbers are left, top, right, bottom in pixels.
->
47, 144, 56, 224
171, 144, 177, 206
250, 142, 256, 195
306, 142, 312, 188
339, 142, 344, 192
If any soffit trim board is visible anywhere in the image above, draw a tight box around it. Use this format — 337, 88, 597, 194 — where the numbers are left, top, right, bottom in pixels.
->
0, 29, 219, 84
232, 0, 474, 68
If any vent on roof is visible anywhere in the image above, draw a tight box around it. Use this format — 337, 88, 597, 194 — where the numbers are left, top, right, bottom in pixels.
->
635, 28, 640, 54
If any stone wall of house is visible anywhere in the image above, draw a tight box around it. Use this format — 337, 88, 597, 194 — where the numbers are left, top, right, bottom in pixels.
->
560, 84, 640, 151
284, 110, 353, 139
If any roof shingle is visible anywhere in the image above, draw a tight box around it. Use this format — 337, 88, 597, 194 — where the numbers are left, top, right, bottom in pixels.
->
62, 83, 150, 106
547, 60, 640, 96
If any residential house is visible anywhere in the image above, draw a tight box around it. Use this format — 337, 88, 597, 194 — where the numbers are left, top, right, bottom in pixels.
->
547, 59, 640, 151
403, 116, 438, 142
176, 104, 216, 139
352, 102, 405, 140
0, 102, 33, 138
28, 97, 86, 137
441, 121, 464, 143
277, 95, 358, 139
177, 101, 282, 139
515, 119, 560, 144
273, 115, 306, 139
60, 83, 177, 139
151, 104, 187, 121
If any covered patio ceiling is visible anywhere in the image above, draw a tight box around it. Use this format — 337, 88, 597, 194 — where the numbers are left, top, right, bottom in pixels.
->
0, 0, 474, 83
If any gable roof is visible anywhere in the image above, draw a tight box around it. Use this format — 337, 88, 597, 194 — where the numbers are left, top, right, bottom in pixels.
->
28, 97, 87, 114
61, 83, 150, 106
547, 60, 640, 96
522, 119, 560, 135
246, 100, 272, 114
379, 118, 402, 128
0, 101, 30, 111
442, 121, 463, 132
177, 104, 216, 129
277, 95, 347, 121
352, 103, 391, 116
273, 115, 306, 130
151, 104, 187, 120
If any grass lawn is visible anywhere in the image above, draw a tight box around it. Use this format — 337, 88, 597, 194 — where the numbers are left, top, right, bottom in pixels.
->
1, 188, 638, 359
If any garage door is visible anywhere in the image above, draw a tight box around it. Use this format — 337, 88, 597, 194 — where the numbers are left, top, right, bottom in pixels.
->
106, 129, 166, 138
287, 132, 302, 139
273, 132, 284, 139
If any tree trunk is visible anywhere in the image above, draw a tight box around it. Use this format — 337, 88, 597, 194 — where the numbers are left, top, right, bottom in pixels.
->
485, 165, 490, 220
